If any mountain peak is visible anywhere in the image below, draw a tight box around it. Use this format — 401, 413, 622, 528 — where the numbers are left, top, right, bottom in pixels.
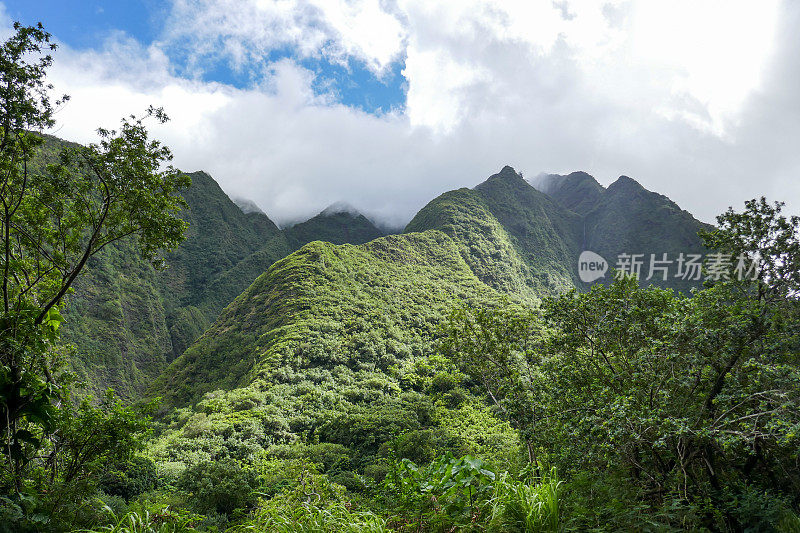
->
320, 201, 361, 217
477, 166, 530, 192
609, 175, 644, 191
499, 165, 517, 176
533, 171, 601, 195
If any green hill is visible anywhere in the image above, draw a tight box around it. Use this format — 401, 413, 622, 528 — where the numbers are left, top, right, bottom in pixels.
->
33, 133, 387, 397
140, 167, 610, 467
147, 231, 516, 469
153, 231, 502, 407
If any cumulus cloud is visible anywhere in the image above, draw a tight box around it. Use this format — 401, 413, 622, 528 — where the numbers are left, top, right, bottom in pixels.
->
162, 0, 406, 76
12, 0, 800, 228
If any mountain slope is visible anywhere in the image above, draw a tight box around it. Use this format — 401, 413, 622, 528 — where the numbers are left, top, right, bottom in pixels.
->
153, 231, 501, 407
405, 187, 538, 301
536, 172, 712, 291
284, 204, 384, 249
533, 171, 605, 215
52, 137, 711, 399
472, 167, 583, 292
584, 175, 711, 258
35, 132, 387, 397
158, 170, 285, 320
406, 166, 581, 301
62, 240, 172, 398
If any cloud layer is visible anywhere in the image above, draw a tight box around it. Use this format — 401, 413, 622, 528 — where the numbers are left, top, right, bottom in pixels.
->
9, 0, 799, 228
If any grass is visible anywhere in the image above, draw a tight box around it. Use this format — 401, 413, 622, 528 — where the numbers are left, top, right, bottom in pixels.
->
240, 502, 391, 533
487, 469, 561, 533
79, 506, 199, 533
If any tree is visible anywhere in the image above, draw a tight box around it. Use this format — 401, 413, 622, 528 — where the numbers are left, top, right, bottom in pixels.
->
0, 21, 190, 500
443, 199, 800, 529
439, 303, 545, 468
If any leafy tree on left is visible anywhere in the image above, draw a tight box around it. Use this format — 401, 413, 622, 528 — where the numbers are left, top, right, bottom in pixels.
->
0, 21, 190, 528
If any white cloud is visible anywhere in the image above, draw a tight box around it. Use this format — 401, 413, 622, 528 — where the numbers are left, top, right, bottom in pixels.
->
10, 0, 799, 230
162, 0, 406, 75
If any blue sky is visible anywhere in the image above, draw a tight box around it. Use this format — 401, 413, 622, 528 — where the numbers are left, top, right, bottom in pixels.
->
3, 0, 406, 114
5, 1, 164, 49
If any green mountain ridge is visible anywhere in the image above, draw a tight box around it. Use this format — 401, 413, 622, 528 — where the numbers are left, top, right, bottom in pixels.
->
534, 170, 712, 290
34, 133, 384, 398
49, 119, 709, 401
145, 165, 712, 472
152, 231, 503, 408
146, 231, 517, 475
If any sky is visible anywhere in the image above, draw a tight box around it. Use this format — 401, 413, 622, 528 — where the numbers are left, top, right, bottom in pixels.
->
2, 0, 798, 228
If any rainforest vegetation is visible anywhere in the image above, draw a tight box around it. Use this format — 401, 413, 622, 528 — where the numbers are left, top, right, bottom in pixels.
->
1, 23, 799, 532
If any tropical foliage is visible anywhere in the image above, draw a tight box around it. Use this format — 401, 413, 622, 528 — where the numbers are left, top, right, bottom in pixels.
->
2, 19, 798, 533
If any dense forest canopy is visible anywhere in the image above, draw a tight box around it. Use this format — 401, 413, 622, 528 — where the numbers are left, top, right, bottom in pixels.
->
1, 22, 799, 533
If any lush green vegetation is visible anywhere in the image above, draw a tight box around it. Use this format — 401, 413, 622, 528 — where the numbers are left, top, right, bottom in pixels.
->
3, 21, 798, 533
53, 150, 386, 398
129, 195, 797, 531
0, 22, 189, 531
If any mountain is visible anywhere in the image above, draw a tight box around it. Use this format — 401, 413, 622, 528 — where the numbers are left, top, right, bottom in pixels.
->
51, 137, 709, 400
147, 165, 712, 468
147, 231, 516, 471
73, 162, 712, 488
535, 171, 712, 291
60, 169, 290, 397
284, 203, 384, 249
157, 171, 287, 341
406, 166, 580, 302
154, 165, 711, 404
34, 134, 386, 398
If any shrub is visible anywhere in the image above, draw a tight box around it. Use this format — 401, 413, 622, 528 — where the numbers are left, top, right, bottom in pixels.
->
177, 459, 257, 517
240, 470, 387, 533
100, 456, 159, 501
81, 506, 200, 533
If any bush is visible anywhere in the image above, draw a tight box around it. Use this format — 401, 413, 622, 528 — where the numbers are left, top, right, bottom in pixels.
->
241, 501, 389, 533
100, 456, 159, 501
83, 506, 201, 533
240, 470, 387, 533
177, 459, 257, 517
